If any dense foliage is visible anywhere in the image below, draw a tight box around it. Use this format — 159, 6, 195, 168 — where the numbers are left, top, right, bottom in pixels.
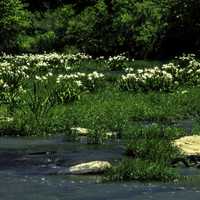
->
1, 0, 200, 58
1, 52, 200, 136
2, 0, 200, 182
2, 52, 200, 180
0, 0, 29, 53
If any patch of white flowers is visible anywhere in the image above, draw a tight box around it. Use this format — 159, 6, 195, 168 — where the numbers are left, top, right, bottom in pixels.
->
108, 54, 129, 62
121, 67, 174, 91
0, 61, 29, 95
0, 52, 103, 107
107, 54, 133, 71
2, 52, 200, 106
54, 71, 104, 103
120, 54, 200, 91
55, 71, 104, 90
1, 52, 92, 74
87, 71, 104, 80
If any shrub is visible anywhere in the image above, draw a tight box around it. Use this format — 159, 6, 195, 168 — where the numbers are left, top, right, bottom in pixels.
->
0, 61, 29, 112
119, 54, 200, 92
0, 0, 29, 52
18, 5, 75, 52
119, 67, 174, 92
125, 139, 181, 164
106, 54, 131, 71
66, 0, 114, 55
105, 159, 178, 182
17, 31, 56, 53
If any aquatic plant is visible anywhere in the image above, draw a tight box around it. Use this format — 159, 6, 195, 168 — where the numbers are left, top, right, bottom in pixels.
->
105, 159, 178, 182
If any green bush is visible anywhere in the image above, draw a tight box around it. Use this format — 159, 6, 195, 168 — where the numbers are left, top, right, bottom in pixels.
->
2, 0, 200, 57
66, 0, 114, 55
124, 124, 185, 140
112, 0, 167, 58
106, 54, 130, 71
105, 159, 178, 182
126, 139, 181, 164
17, 5, 75, 52
0, 0, 29, 52
17, 31, 56, 53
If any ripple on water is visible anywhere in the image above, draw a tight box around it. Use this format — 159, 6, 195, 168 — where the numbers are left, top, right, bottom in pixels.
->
0, 136, 200, 200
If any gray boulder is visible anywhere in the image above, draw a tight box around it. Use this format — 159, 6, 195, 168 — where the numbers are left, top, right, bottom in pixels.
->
68, 161, 112, 175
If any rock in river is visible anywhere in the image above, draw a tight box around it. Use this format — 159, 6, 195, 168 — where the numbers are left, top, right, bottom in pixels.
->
71, 127, 89, 136
174, 135, 200, 156
68, 161, 112, 175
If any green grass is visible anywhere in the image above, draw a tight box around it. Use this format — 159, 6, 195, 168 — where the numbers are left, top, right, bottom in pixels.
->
105, 159, 179, 182
63, 86, 200, 133
128, 60, 165, 69
1, 85, 200, 137
1, 57, 200, 182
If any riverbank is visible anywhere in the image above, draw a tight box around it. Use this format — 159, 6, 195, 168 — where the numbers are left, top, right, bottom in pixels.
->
1, 53, 200, 181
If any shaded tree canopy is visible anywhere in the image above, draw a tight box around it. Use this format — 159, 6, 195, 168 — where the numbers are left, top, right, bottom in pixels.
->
1, 0, 200, 58
0, 0, 29, 52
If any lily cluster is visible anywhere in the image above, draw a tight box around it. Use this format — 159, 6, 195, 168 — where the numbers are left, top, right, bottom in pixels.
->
56, 71, 104, 93
163, 54, 200, 85
1, 52, 92, 74
0, 53, 103, 110
120, 54, 200, 91
0, 61, 29, 105
120, 67, 174, 91
107, 54, 133, 71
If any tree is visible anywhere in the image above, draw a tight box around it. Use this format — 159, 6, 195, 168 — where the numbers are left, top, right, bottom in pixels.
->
22, 0, 97, 12
0, 0, 29, 52
66, 0, 114, 56
159, 0, 200, 57
111, 0, 168, 58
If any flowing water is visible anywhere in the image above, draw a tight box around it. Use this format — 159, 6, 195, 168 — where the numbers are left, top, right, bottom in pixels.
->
1, 136, 200, 200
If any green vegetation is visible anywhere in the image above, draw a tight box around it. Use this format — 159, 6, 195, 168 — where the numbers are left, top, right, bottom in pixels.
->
105, 159, 178, 182
1, 0, 200, 58
0, 0, 29, 52
1, 53, 200, 181
1, 0, 200, 183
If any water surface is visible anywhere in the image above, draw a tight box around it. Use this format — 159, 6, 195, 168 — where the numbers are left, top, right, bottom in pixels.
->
1, 136, 200, 200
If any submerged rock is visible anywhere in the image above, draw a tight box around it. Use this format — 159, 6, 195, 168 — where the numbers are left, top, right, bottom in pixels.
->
174, 135, 200, 156
70, 127, 119, 144
105, 132, 118, 139
71, 127, 90, 136
68, 161, 112, 175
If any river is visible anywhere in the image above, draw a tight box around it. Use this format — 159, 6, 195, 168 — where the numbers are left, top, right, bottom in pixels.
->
0, 136, 200, 200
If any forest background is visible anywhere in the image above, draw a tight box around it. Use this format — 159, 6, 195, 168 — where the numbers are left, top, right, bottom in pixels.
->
1, 0, 199, 59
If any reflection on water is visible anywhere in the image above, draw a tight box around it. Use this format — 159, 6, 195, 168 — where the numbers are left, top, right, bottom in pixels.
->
0, 136, 200, 200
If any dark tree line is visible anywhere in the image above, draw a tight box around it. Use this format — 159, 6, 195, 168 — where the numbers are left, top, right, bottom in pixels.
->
1, 0, 200, 58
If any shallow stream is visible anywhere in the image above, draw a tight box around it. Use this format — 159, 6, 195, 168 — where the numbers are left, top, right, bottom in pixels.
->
1, 136, 200, 200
